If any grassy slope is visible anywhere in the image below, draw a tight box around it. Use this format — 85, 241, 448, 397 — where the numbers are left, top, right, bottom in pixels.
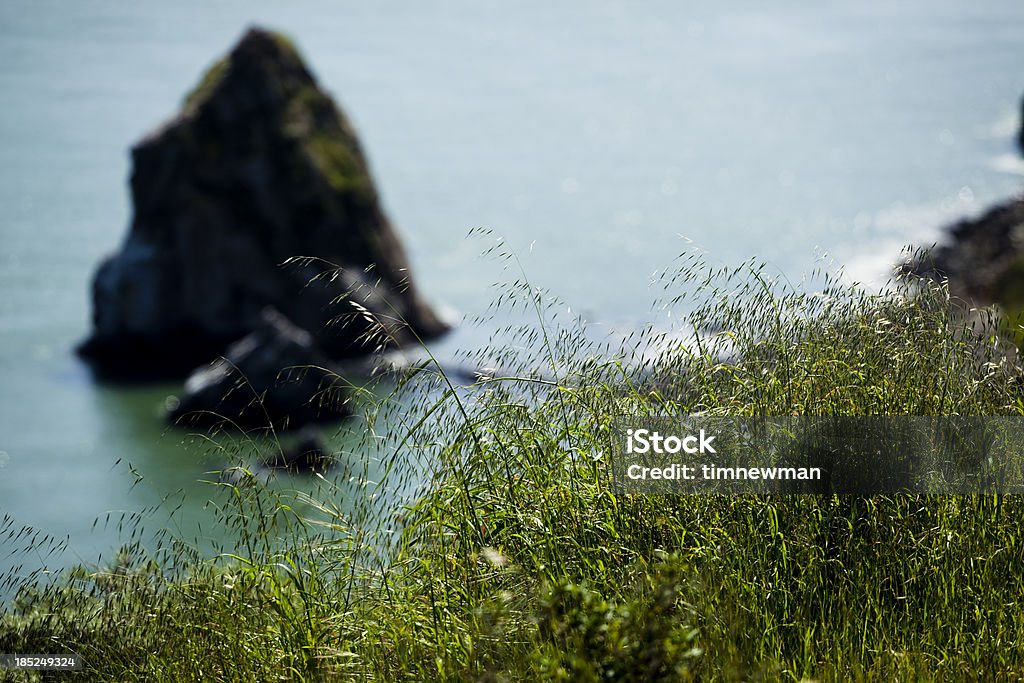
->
3, 256, 1024, 681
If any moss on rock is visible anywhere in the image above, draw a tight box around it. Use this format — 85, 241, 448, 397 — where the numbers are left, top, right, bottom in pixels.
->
183, 56, 229, 110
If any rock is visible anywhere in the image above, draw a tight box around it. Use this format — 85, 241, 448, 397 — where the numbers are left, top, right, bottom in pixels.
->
1020, 93, 1024, 154
911, 197, 1024, 305
79, 27, 448, 379
167, 307, 350, 432
261, 426, 336, 473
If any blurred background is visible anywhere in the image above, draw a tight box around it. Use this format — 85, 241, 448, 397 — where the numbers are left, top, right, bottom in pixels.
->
1, 0, 1022, 584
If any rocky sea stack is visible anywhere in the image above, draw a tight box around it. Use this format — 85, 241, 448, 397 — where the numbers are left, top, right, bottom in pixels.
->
79, 27, 448, 381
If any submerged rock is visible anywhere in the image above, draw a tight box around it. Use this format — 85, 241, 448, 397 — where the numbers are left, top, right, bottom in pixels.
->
79, 27, 448, 379
167, 308, 349, 432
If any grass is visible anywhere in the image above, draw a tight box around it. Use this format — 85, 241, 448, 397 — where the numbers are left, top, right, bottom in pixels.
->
3, 246, 1024, 681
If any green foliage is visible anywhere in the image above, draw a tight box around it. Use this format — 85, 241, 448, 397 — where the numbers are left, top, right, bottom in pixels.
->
3, 248, 1024, 680
532, 569, 703, 682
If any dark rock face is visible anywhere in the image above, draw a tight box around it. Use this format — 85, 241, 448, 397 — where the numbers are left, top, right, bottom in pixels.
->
79, 27, 448, 379
167, 308, 349, 432
1020, 93, 1024, 154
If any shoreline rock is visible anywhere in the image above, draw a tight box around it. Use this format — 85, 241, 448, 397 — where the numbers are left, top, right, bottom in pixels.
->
911, 196, 1024, 307
914, 92, 1024, 317
79, 27, 448, 381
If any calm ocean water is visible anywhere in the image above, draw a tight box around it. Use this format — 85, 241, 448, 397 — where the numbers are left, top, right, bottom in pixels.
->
1, 1, 1022, 588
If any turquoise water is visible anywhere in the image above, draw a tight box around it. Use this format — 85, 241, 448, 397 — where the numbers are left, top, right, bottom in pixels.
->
1, 1, 1023, 588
